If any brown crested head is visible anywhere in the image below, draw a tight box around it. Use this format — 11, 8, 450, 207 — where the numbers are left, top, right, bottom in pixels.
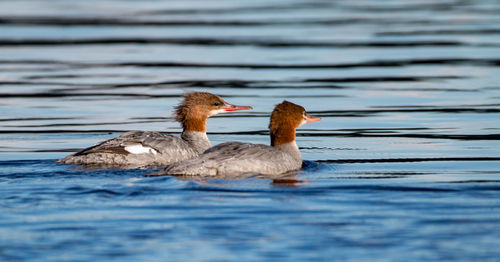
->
175, 92, 252, 132
269, 100, 321, 146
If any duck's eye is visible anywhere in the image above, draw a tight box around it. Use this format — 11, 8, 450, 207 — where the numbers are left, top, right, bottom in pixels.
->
213, 102, 220, 106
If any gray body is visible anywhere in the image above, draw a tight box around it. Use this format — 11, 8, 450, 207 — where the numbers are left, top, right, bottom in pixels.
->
58, 131, 210, 168
160, 141, 302, 176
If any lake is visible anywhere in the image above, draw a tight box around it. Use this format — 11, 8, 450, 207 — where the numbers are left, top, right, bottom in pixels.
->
1, 0, 500, 261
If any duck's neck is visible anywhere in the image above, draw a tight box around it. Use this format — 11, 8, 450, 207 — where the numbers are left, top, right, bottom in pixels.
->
181, 130, 211, 154
270, 126, 301, 161
182, 117, 207, 133
181, 117, 210, 154
275, 141, 301, 162
271, 125, 296, 147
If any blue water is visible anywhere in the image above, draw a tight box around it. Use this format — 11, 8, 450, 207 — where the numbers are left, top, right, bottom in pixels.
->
1, 0, 500, 261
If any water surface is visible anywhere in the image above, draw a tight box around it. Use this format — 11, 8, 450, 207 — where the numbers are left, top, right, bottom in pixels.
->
1, 0, 500, 261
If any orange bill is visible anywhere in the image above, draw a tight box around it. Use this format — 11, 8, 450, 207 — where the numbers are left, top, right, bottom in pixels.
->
305, 113, 321, 123
224, 103, 253, 111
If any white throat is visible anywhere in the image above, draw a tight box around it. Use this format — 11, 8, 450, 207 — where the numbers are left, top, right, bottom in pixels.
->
208, 108, 227, 117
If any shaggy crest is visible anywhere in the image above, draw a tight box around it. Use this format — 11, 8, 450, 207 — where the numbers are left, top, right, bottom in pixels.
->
175, 92, 226, 132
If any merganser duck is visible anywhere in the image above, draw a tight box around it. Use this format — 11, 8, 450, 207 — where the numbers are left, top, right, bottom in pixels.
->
58, 92, 252, 168
149, 101, 320, 176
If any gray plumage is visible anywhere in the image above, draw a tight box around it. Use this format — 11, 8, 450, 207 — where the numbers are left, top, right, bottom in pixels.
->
148, 100, 322, 177
154, 141, 303, 176
58, 131, 207, 168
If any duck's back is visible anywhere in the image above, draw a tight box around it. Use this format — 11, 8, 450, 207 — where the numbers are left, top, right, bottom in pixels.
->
160, 142, 302, 176
58, 131, 198, 168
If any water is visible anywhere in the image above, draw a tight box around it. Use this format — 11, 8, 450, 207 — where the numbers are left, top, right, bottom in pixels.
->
1, 0, 500, 261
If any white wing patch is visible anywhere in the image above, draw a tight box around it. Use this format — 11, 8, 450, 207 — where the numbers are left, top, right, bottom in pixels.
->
123, 144, 158, 155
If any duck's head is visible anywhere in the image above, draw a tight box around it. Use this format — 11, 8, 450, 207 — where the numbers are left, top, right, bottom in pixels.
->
269, 100, 321, 146
175, 92, 252, 132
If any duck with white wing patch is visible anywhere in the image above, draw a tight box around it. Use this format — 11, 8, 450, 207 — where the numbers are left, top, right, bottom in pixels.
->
58, 92, 252, 168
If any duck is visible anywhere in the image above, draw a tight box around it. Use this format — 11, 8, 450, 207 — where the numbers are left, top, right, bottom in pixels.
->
148, 100, 320, 176
57, 92, 252, 168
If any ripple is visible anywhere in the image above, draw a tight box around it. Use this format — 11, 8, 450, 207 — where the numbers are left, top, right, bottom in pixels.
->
0, 37, 490, 48
318, 157, 500, 163
2, 57, 500, 71
377, 28, 500, 36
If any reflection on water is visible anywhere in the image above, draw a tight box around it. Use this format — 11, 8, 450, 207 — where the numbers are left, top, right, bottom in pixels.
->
1, 0, 500, 261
